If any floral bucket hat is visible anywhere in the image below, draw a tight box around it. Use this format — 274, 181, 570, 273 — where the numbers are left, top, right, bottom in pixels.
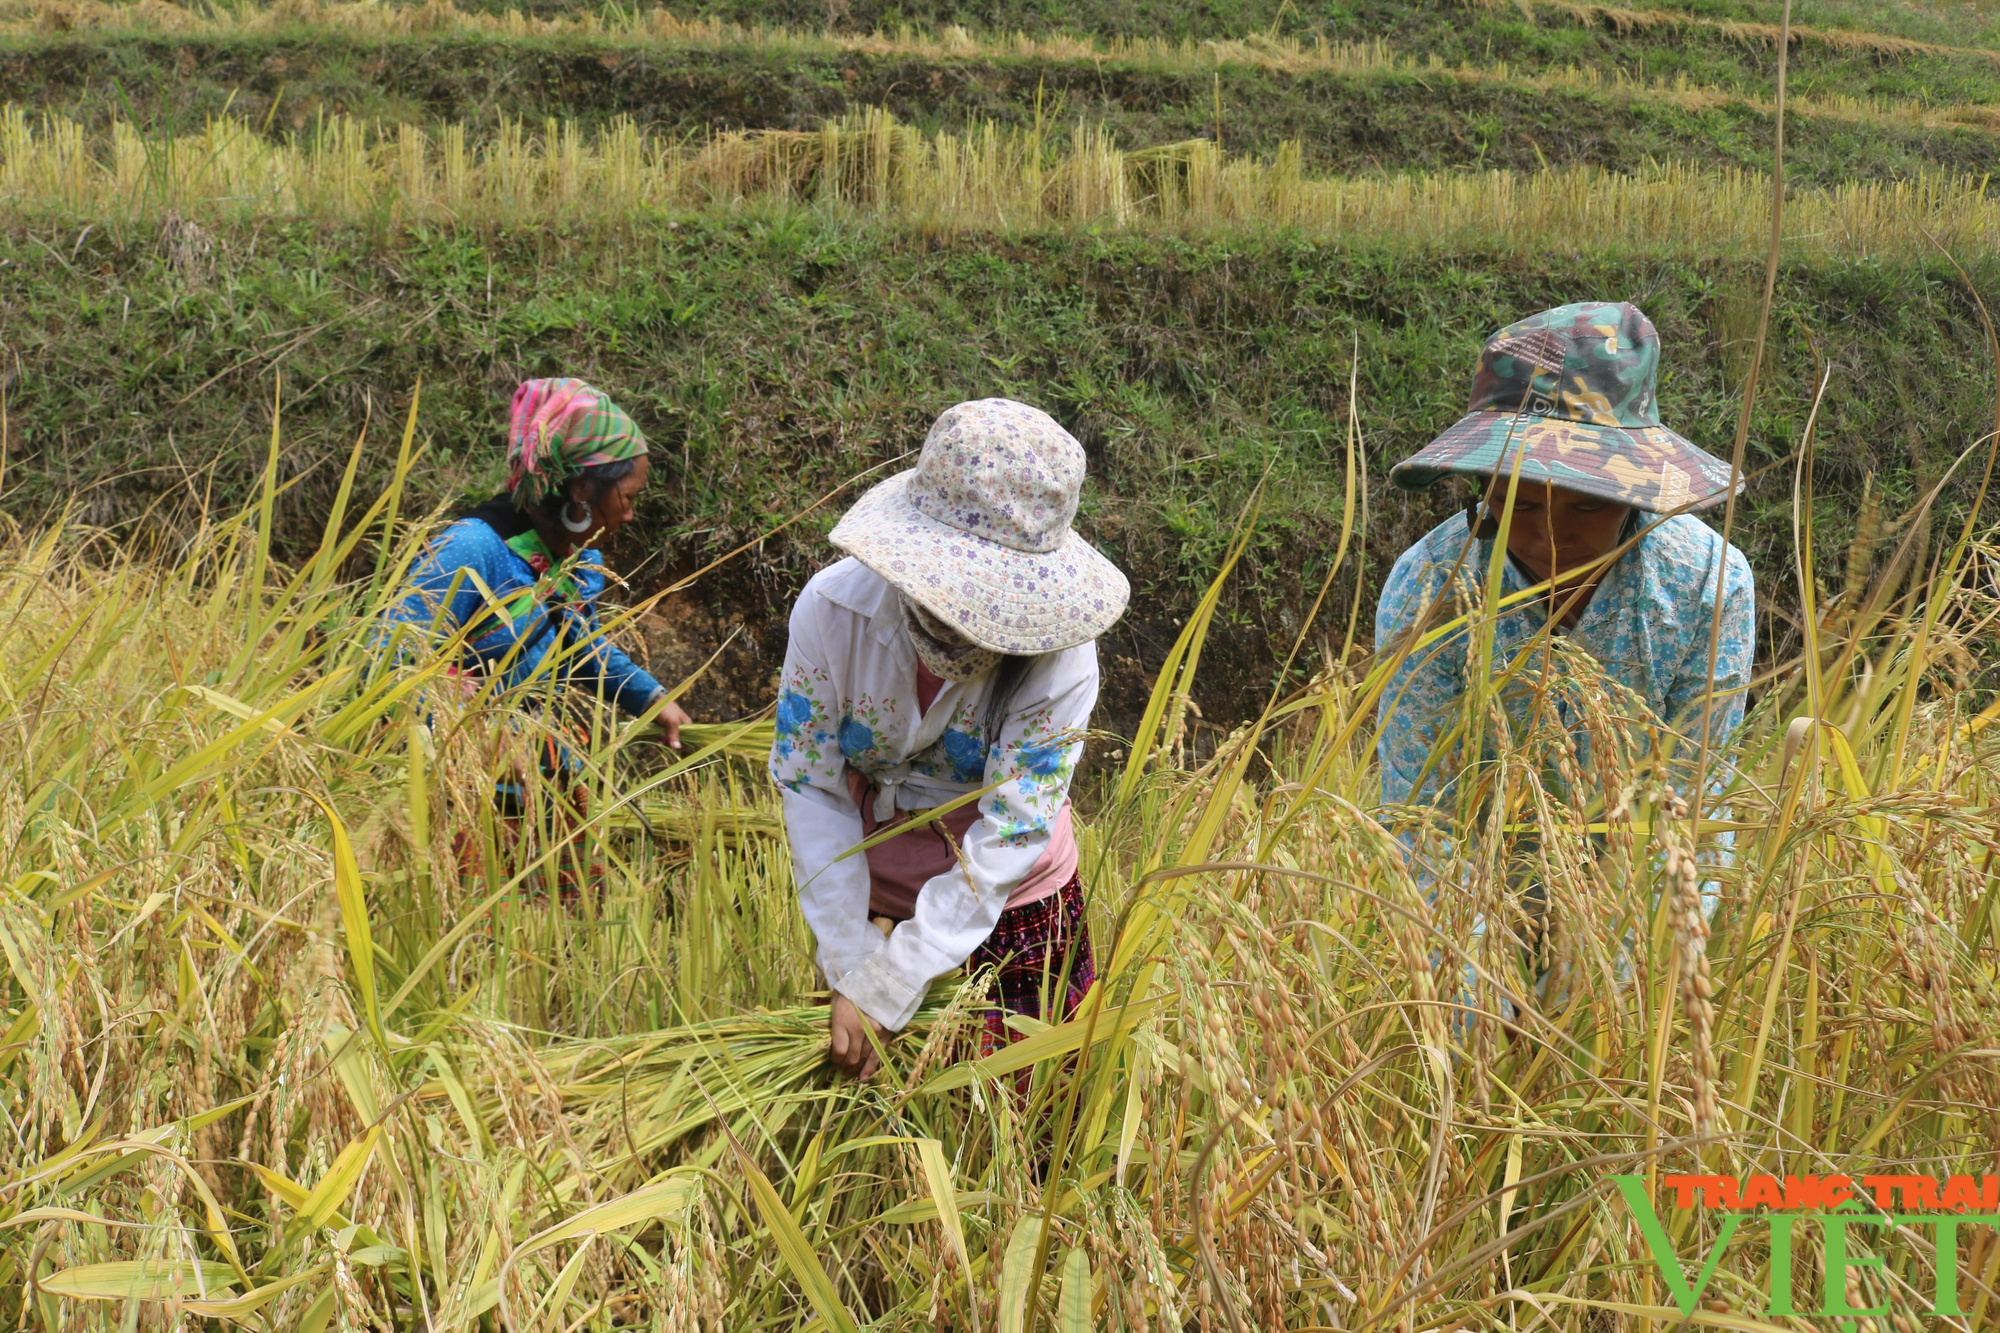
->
1389, 301, 1739, 513
830, 398, 1130, 654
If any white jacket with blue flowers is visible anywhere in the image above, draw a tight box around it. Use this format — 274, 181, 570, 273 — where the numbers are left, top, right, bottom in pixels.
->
769, 557, 1097, 1030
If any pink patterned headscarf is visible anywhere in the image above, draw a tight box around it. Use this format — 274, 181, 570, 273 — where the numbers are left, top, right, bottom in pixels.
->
506, 378, 649, 504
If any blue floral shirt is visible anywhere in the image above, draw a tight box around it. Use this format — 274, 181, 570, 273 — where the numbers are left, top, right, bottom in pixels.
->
1375, 512, 1754, 812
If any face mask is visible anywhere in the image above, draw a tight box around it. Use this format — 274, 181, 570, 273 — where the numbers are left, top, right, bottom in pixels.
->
901, 596, 1002, 683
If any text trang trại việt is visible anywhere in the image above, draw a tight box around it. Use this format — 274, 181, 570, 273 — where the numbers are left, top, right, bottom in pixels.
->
1614, 1173, 2000, 1319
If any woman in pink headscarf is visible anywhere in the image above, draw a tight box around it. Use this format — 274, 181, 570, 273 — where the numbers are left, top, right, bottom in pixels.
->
381, 378, 692, 894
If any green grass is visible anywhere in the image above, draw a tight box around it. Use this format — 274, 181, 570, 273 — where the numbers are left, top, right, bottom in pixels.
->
3, 212, 1995, 730
772, 0, 2000, 51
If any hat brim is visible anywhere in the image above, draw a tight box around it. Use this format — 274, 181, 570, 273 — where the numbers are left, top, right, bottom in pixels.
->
1389, 412, 1741, 513
830, 471, 1131, 654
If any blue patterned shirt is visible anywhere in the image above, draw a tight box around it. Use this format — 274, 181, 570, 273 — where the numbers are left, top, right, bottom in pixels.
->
1374, 512, 1754, 811
379, 516, 664, 718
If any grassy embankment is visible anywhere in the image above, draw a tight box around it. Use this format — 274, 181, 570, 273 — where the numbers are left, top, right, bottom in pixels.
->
542, 0, 2000, 51
0, 380, 1995, 1327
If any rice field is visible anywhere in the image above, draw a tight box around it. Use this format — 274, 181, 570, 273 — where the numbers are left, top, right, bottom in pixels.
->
1462, 0, 2000, 62
5, 0, 2000, 1323
9, 0, 1998, 252
4, 102, 1999, 258
0, 380, 1997, 1329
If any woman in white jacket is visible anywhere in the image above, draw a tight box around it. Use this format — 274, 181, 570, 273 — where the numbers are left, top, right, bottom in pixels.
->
768, 399, 1130, 1080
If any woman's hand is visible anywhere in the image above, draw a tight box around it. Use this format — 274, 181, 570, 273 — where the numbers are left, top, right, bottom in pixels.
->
828, 993, 889, 1081
656, 699, 691, 750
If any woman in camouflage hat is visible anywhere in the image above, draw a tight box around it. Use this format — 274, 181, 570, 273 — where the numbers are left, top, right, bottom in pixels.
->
1374, 302, 1754, 916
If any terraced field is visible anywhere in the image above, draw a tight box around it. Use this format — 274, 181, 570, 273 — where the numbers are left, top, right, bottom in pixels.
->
1, 0, 1996, 722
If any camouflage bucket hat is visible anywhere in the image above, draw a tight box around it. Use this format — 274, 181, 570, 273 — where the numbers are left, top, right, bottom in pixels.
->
1389, 301, 1739, 513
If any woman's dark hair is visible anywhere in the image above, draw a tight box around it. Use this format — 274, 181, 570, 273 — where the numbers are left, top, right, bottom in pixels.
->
515, 457, 640, 525
982, 654, 1037, 747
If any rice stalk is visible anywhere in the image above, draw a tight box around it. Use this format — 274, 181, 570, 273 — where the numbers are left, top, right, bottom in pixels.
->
4, 103, 1999, 258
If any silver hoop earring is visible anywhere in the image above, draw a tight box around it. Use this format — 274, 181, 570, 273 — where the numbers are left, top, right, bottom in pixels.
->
561, 500, 594, 534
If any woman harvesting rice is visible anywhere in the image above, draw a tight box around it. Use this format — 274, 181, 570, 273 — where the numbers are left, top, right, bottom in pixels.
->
769, 399, 1128, 1080
1374, 302, 1754, 997
1376, 301, 1755, 817
381, 378, 691, 893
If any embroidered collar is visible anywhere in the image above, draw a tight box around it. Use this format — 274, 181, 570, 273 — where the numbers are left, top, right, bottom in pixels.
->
503, 528, 583, 602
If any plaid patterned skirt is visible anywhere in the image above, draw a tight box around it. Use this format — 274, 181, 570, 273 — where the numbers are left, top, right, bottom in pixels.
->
967, 873, 1095, 1054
